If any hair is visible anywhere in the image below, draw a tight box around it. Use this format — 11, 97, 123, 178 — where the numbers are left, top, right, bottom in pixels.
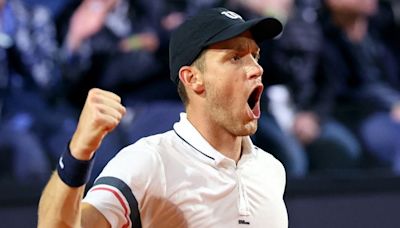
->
177, 50, 206, 107
177, 81, 188, 106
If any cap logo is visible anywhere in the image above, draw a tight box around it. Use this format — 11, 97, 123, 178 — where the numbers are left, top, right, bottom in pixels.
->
221, 11, 243, 20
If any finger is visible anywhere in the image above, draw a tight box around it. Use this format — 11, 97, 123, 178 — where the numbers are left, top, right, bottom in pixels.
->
96, 103, 125, 122
99, 97, 126, 116
89, 88, 123, 103
92, 96, 126, 115
87, 89, 126, 115
94, 109, 122, 132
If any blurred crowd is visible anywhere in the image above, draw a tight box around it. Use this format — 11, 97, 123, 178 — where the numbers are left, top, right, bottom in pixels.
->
0, 0, 399, 185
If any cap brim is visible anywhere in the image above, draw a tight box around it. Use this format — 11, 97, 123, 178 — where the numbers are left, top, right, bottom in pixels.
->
204, 17, 282, 46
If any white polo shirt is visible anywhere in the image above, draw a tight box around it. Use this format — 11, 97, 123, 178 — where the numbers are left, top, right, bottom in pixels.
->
83, 113, 288, 228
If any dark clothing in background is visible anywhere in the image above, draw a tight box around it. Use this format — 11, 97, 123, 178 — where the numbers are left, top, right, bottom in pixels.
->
0, 0, 69, 183
319, 6, 400, 173
321, 18, 400, 127
252, 0, 362, 176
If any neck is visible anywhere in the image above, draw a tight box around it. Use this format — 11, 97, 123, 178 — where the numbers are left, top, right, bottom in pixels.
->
186, 107, 243, 163
331, 13, 369, 43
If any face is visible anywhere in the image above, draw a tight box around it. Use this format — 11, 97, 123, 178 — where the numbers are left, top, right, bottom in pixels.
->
326, 0, 378, 17
242, 0, 294, 19
199, 31, 264, 137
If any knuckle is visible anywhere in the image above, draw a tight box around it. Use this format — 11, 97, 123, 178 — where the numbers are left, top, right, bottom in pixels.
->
88, 88, 99, 95
119, 105, 126, 114
93, 113, 104, 125
114, 94, 122, 102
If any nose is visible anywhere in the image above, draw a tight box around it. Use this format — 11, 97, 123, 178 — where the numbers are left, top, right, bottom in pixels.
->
245, 56, 263, 80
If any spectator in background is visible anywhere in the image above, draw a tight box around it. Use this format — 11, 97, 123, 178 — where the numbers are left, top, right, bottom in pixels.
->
248, 0, 362, 177
372, 0, 400, 71
158, 0, 222, 73
0, 0, 65, 184
60, 0, 221, 106
320, 0, 400, 173
58, 0, 217, 184
60, 0, 166, 106
224, 0, 293, 22
59, 0, 220, 111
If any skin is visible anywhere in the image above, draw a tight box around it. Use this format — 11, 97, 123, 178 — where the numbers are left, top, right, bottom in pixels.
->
290, 0, 379, 145
38, 88, 125, 227
68, 0, 159, 55
37, 31, 264, 227
180, 31, 263, 162
325, 0, 377, 42
292, 112, 320, 145
326, 0, 400, 119
67, 0, 119, 52
325, 0, 377, 17
235, 0, 294, 21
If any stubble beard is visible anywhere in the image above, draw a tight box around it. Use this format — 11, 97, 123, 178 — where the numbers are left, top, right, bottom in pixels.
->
206, 94, 258, 137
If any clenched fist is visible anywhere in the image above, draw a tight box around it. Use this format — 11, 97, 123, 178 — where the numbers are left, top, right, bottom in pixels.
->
69, 88, 126, 160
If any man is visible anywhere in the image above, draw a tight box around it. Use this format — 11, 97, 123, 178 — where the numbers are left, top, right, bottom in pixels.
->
38, 8, 287, 227
0, 0, 63, 183
254, 0, 362, 176
320, 0, 400, 173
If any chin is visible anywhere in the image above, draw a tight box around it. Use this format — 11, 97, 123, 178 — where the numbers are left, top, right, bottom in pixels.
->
237, 121, 258, 136
248, 126, 258, 136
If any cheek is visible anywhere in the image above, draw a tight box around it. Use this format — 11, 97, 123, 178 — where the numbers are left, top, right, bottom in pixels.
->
204, 63, 245, 102
206, 80, 235, 107
216, 79, 238, 99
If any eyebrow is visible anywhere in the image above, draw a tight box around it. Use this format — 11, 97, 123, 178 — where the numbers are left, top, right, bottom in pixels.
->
228, 39, 260, 55
236, 41, 259, 51
213, 44, 258, 58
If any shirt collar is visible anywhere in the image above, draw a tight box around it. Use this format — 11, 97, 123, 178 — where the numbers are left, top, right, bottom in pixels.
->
173, 113, 256, 167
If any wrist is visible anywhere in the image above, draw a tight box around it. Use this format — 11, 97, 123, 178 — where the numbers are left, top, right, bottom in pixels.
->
69, 138, 95, 161
70, 148, 95, 161
57, 142, 95, 187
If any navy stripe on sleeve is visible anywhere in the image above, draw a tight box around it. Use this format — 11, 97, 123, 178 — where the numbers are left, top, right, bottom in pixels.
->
93, 176, 142, 228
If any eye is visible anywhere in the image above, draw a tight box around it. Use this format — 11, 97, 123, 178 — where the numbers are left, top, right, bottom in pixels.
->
231, 55, 241, 62
252, 53, 260, 62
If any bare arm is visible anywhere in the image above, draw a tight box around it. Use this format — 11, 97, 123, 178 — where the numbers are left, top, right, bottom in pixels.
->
292, 111, 320, 145
38, 88, 126, 227
38, 172, 110, 227
66, 0, 117, 52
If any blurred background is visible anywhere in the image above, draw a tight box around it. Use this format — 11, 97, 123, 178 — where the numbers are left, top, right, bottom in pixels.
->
0, 0, 400, 227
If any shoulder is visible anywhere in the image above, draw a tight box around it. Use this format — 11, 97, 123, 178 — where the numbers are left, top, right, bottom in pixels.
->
255, 147, 285, 169
253, 147, 286, 180
92, 132, 177, 186
86, 131, 175, 204
251, 147, 287, 193
105, 131, 174, 168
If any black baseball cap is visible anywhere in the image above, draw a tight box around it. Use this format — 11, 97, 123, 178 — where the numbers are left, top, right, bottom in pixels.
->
169, 7, 283, 84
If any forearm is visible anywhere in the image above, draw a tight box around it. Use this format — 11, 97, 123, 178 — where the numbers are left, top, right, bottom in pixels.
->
37, 88, 125, 227
38, 171, 86, 228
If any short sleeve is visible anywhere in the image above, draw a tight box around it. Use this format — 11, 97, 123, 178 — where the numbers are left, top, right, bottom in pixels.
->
83, 139, 165, 228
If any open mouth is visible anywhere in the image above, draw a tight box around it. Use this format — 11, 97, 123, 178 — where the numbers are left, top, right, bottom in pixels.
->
247, 85, 263, 110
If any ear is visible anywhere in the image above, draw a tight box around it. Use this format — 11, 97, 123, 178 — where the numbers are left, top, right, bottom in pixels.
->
179, 66, 205, 94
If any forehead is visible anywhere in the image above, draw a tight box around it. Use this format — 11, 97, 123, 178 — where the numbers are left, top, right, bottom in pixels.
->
207, 31, 260, 52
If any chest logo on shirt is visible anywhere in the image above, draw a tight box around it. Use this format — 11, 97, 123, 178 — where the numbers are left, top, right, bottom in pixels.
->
238, 219, 250, 225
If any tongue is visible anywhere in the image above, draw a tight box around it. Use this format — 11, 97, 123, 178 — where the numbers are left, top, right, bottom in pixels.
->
248, 103, 260, 119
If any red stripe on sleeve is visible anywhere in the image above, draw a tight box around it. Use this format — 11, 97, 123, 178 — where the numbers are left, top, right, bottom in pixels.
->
91, 186, 131, 228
